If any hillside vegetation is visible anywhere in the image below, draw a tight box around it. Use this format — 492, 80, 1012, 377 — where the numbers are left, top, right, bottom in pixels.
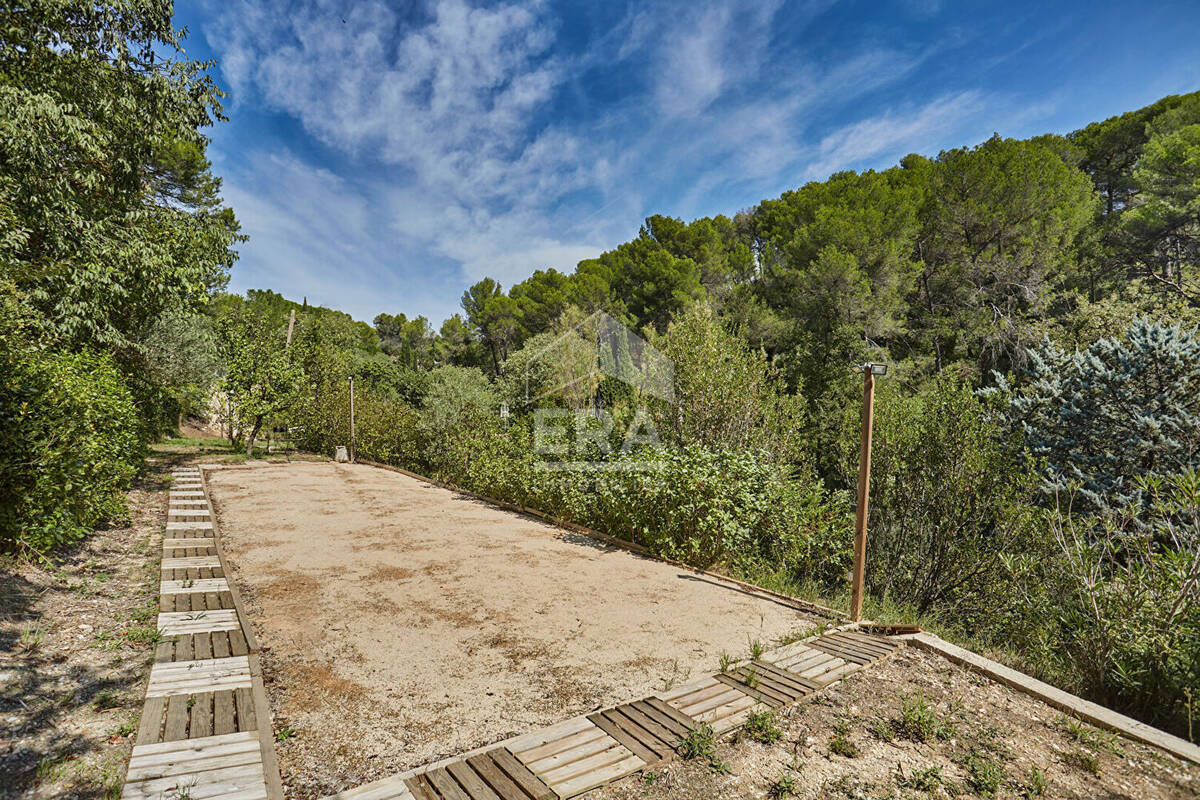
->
1, 3, 1197, 740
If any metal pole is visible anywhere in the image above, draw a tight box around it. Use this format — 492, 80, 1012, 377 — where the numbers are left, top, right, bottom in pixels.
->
286, 309, 296, 347
349, 376, 356, 463
850, 368, 875, 621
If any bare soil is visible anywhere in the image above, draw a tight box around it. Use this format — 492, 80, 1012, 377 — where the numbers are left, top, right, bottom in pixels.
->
0, 464, 172, 800
592, 648, 1200, 800
205, 462, 822, 799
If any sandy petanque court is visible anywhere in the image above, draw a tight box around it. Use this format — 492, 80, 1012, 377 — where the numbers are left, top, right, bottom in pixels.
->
206, 461, 820, 798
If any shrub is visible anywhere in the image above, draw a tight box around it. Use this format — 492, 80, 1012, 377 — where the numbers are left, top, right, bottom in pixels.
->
991, 319, 1200, 515
839, 375, 1046, 618
1025, 472, 1200, 735
0, 290, 140, 552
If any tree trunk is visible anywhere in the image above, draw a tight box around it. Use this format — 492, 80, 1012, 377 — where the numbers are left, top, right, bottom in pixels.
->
246, 416, 264, 457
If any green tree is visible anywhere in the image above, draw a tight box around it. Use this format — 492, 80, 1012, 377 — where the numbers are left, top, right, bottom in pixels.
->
916, 135, 1096, 374
0, 1, 240, 350
991, 319, 1200, 515
216, 308, 303, 456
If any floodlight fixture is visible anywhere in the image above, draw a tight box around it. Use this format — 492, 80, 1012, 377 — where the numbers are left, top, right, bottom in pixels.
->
859, 362, 888, 376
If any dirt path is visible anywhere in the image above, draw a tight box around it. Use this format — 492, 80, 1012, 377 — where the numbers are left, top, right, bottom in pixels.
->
206, 462, 820, 798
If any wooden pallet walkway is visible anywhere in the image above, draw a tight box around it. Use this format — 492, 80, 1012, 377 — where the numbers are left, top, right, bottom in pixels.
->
122, 467, 282, 800
325, 629, 903, 800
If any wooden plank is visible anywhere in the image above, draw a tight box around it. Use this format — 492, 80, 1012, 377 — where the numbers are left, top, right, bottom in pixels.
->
507, 717, 594, 754
491, 749, 555, 800
147, 657, 252, 697
235, 687, 257, 732
642, 697, 697, 732
753, 661, 821, 692
714, 672, 784, 707
548, 753, 643, 799
424, 767, 472, 800
464, 754, 525, 800
333, 779, 417, 800
164, 694, 190, 741
838, 630, 899, 652
194, 632, 214, 660
137, 697, 166, 745
910, 632, 1200, 765
155, 640, 174, 663
519, 732, 614, 773
213, 631, 231, 659
587, 711, 659, 764
809, 638, 872, 665
176, 634, 194, 662
677, 686, 747, 717
191, 692, 214, 739
404, 776, 439, 800
215, 690, 237, 736
230, 628, 249, 656
157, 610, 240, 635
629, 700, 690, 739
445, 760, 502, 800
514, 727, 606, 764
818, 634, 884, 660
614, 706, 679, 752
733, 667, 800, 701
246, 652, 285, 800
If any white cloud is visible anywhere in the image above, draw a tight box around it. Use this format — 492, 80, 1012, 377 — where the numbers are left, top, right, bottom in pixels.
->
803, 91, 987, 180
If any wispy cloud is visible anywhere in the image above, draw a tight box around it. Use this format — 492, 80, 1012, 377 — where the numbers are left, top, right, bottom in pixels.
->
196, 0, 1086, 323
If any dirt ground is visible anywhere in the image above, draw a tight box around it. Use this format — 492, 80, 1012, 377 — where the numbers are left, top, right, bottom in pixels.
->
205, 461, 822, 799
0, 464, 170, 800
593, 648, 1200, 800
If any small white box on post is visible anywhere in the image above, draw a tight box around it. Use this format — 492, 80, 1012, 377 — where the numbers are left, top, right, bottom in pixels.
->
334, 445, 349, 463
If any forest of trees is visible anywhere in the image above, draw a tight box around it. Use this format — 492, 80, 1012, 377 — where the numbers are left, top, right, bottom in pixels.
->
2, 2, 1197, 741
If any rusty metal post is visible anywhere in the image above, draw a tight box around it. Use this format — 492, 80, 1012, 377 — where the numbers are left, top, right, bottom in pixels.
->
850, 367, 876, 621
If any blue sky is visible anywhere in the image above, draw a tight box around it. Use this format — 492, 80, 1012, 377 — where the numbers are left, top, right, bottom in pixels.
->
174, 0, 1200, 326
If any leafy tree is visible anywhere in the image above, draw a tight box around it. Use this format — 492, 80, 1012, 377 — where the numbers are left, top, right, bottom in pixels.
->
216, 308, 303, 455
460, 278, 521, 373
509, 268, 571, 338
991, 319, 1200, 515
374, 311, 435, 368
1123, 120, 1200, 302
0, 1, 240, 349
915, 135, 1095, 374
652, 305, 806, 465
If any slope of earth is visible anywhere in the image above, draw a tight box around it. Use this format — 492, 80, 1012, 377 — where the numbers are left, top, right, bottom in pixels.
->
205, 461, 822, 799
591, 648, 1200, 800
0, 466, 170, 800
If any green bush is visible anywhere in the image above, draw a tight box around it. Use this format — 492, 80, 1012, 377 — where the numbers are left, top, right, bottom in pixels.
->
0, 292, 140, 552
838, 375, 1046, 620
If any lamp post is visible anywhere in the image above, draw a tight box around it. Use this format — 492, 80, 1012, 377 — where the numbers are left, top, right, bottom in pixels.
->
851, 362, 886, 621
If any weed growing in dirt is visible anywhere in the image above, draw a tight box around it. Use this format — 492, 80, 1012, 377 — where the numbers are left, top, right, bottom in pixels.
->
124, 624, 163, 645
109, 720, 137, 738
275, 725, 296, 742
776, 627, 810, 647
828, 717, 859, 757
18, 624, 43, 652
866, 716, 895, 742
1056, 715, 1125, 756
748, 637, 765, 661
767, 771, 797, 798
893, 691, 956, 742
641, 771, 660, 786
1063, 749, 1100, 775
744, 668, 761, 690
718, 651, 735, 672
92, 689, 122, 710
678, 724, 728, 774
959, 748, 1005, 796
897, 764, 944, 792
1019, 765, 1048, 797
741, 710, 782, 744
